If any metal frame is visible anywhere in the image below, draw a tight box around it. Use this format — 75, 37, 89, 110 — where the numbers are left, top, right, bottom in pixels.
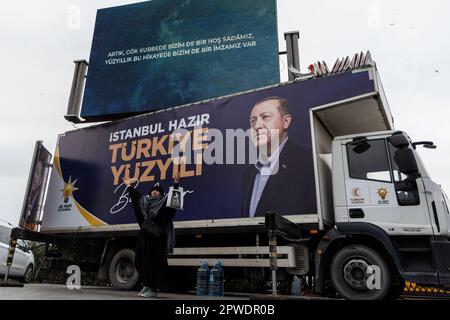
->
20, 141, 42, 223
284, 31, 300, 81
40, 214, 319, 235
167, 246, 296, 268
65, 60, 88, 123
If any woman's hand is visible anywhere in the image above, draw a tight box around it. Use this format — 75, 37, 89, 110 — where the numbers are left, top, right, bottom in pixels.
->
174, 172, 180, 184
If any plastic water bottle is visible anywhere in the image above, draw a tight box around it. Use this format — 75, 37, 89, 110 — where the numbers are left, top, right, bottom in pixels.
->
196, 261, 210, 296
291, 275, 302, 296
208, 260, 224, 297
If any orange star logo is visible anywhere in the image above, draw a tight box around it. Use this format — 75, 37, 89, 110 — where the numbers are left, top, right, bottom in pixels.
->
61, 177, 79, 203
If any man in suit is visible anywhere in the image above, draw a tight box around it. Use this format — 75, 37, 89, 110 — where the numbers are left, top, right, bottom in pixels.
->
242, 96, 317, 218
21, 160, 45, 231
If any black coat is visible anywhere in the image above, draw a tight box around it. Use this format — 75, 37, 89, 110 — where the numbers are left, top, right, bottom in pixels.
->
241, 140, 317, 217
127, 186, 176, 290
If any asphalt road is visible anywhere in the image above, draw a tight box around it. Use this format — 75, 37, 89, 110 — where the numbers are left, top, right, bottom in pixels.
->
1, 283, 443, 300
0, 284, 341, 300
0, 284, 250, 300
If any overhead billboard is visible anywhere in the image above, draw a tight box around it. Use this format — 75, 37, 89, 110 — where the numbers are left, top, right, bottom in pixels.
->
20, 141, 52, 232
81, 0, 280, 120
42, 70, 376, 231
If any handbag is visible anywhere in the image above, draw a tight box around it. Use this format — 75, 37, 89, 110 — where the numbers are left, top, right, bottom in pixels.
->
141, 218, 163, 239
166, 187, 184, 210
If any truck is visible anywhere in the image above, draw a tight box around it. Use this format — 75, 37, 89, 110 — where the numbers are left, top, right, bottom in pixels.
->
7, 52, 450, 300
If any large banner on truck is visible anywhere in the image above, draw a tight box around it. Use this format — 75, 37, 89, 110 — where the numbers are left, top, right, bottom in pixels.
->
42, 71, 376, 230
81, 0, 280, 120
20, 141, 52, 231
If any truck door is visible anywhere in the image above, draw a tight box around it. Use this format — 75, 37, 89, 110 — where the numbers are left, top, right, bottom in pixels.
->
342, 138, 434, 236
441, 191, 450, 236
420, 179, 450, 238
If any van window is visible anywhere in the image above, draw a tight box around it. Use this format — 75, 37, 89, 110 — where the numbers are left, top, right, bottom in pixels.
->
347, 139, 392, 183
17, 239, 28, 251
0, 226, 12, 245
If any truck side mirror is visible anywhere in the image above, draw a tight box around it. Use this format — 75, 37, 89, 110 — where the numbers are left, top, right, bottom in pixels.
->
388, 134, 409, 149
352, 142, 371, 154
394, 149, 419, 175
349, 137, 371, 154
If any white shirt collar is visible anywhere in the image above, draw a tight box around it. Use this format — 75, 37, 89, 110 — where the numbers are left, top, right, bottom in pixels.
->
255, 137, 289, 174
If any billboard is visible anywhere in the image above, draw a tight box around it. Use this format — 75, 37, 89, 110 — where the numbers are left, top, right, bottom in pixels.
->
81, 0, 280, 120
20, 141, 52, 231
42, 71, 376, 231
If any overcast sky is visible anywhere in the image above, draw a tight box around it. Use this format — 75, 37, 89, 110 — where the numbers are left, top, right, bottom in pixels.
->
1, 0, 449, 226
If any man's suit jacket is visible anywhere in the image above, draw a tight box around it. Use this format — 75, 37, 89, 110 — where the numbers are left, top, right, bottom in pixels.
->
241, 139, 317, 217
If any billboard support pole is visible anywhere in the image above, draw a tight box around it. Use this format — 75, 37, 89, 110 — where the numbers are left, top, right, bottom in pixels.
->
284, 31, 300, 81
65, 60, 88, 124
0, 237, 23, 287
3, 238, 16, 282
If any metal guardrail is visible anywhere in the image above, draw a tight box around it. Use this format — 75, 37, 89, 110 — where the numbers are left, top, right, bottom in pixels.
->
167, 246, 296, 268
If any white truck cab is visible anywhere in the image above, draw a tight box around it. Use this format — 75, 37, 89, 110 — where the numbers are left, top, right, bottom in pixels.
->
334, 130, 448, 237
317, 130, 450, 299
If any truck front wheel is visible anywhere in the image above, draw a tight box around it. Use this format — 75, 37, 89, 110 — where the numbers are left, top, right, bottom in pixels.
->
330, 245, 391, 300
108, 248, 140, 291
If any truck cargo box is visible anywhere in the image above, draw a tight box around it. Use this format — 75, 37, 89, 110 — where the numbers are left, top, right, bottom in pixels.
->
41, 67, 393, 234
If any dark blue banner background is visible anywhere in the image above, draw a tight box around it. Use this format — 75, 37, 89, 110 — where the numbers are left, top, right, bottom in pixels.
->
58, 71, 375, 225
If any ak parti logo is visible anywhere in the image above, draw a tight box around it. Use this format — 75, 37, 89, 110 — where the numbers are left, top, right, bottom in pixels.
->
376, 187, 389, 205
61, 177, 79, 203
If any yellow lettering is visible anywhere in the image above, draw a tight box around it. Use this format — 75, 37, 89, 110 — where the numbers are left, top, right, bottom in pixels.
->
140, 161, 156, 183
174, 131, 191, 153
109, 143, 123, 164
137, 139, 152, 160
152, 135, 168, 157
156, 158, 172, 180
121, 141, 137, 162
180, 156, 195, 178
195, 152, 203, 176
111, 165, 126, 186
193, 128, 209, 151
124, 163, 140, 181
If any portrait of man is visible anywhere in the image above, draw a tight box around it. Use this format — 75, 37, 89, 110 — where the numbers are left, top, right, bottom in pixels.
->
21, 160, 45, 230
20, 143, 52, 232
241, 96, 317, 218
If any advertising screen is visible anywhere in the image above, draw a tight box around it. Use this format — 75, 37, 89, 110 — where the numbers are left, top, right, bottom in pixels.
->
81, 0, 280, 120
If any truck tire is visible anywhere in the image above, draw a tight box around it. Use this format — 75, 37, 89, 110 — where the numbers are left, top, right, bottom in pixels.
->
330, 245, 391, 300
108, 249, 139, 291
22, 264, 34, 283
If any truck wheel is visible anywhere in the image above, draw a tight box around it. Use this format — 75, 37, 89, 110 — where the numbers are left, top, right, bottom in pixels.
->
330, 245, 391, 300
108, 249, 139, 291
22, 264, 34, 283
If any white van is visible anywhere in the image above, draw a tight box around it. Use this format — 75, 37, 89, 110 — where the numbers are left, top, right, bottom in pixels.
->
0, 223, 35, 283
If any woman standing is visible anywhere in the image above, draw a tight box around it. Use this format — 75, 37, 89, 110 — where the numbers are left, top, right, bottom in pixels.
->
123, 174, 179, 298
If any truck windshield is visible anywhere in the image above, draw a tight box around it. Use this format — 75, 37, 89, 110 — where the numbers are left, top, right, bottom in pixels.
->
0, 225, 12, 245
